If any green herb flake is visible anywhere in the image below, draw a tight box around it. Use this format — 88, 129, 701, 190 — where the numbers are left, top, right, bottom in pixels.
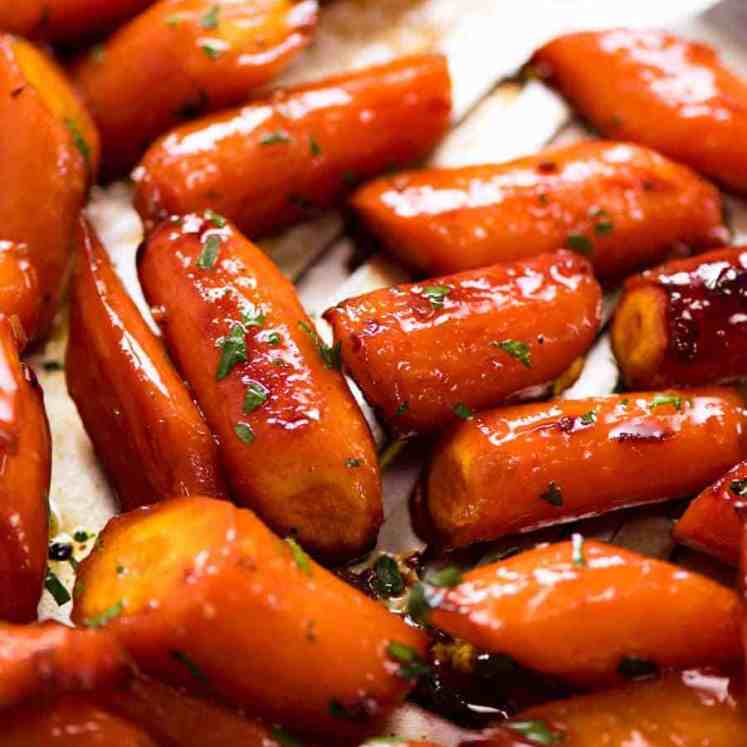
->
270, 726, 304, 747
64, 118, 91, 169
540, 481, 563, 507
200, 41, 223, 60
650, 394, 683, 412
216, 324, 247, 380
200, 4, 220, 29
427, 566, 463, 588
730, 479, 747, 497
453, 402, 473, 420
505, 719, 564, 745
395, 402, 409, 417
591, 208, 614, 236
406, 582, 433, 624
234, 423, 255, 445
197, 234, 222, 269
386, 641, 430, 682
164, 13, 183, 27
260, 131, 292, 146
329, 699, 359, 720
243, 382, 268, 414
298, 321, 341, 370
73, 529, 94, 543
571, 533, 586, 567
266, 332, 282, 345
171, 650, 209, 683
579, 410, 596, 426
309, 136, 322, 156
421, 285, 450, 308
372, 555, 405, 598
345, 458, 362, 468
379, 439, 407, 471
91, 44, 105, 63
204, 208, 226, 228
42, 360, 63, 372
618, 655, 658, 681
493, 339, 532, 368
566, 233, 593, 256
84, 600, 124, 629
285, 537, 311, 576
44, 570, 71, 606
242, 310, 265, 328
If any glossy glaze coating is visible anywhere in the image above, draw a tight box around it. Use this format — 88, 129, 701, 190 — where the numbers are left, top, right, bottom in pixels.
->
0, 0, 153, 42
0, 317, 51, 622
0, 242, 40, 347
135, 54, 452, 237
0, 622, 131, 709
138, 214, 381, 561
613, 247, 747, 388
534, 29, 747, 192
0, 35, 98, 341
430, 541, 741, 685
474, 670, 747, 746
674, 460, 747, 566
73, 497, 426, 739
422, 389, 746, 548
352, 140, 727, 280
73, 0, 318, 179
326, 250, 601, 436
1, 697, 159, 747
66, 219, 228, 511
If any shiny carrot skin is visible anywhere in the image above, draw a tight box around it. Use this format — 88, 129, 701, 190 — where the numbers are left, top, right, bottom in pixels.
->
0, 317, 51, 621
0, 1, 154, 42
138, 214, 381, 561
0, 35, 98, 341
612, 247, 747, 389
73, 0, 318, 179
673, 460, 747, 567
66, 219, 228, 511
1, 697, 159, 747
351, 140, 727, 281
0, 622, 131, 709
421, 389, 746, 549
325, 250, 601, 436
473, 670, 747, 746
134, 54, 452, 237
533, 30, 747, 193
0, 243, 40, 347
72, 497, 427, 739
429, 541, 740, 686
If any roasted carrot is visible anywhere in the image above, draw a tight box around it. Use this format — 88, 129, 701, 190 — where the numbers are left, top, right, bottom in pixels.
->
533, 29, 747, 193
326, 250, 600, 435
1, 697, 159, 747
134, 54, 452, 236
0, 243, 40, 347
674, 460, 747, 566
420, 389, 746, 549
72, 497, 427, 739
470, 670, 747, 746
426, 541, 740, 685
72, 0, 318, 179
612, 247, 747, 388
0, 1, 154, 42
351, 140, 726, 281
0, 35, 98, 341
138, 214, 381, 561
0, 621, 131, 709
0, 317, 51, 622
66, 218, 228, 511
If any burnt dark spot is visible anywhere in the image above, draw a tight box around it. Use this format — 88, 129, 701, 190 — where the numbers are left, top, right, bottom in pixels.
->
537, 161, 558, 174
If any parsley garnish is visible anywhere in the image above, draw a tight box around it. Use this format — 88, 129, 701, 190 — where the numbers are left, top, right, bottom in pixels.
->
730, 479, 747, 497
493, 339, 532, 368
84, 600, 124, 629
243, 382, 268, 414
260, 131, 292, 146
427, 566, 463, 588
422, 285, 450, 308
571, 533, 586, 567
505, 719, 564, 745
204, 208, 226, 228
42, 360, 63, 372
216, 324, 247, 379
579, 410, 596, 425
197, 234, 222, 269
200, 41, 223, 59
386, 641, 430, 681
650, 394, 682, 411
234, 423, 255, 444
164, 13, 183, 26
171, 650, 209, 683
453, 402, 473, 420
64, 118, 91, 169
91, 44, 105, 63
373, 555, 404, 598
540, 481, 563, 507
566, 233, 593, 256
44, 570, 70, 606
395, 402, 409, 417
270, 726, 304, 747
285, 537, 311, 576
345, 458, 362, 468
73, 529, 94, 543
266, 332, 281, 345
298, 321, 341, 370
200, 5, 220, 28
309, 136, 322, 156
618, 655, 658, 680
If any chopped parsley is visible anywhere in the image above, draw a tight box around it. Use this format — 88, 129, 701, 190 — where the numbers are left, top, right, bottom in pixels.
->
650, 394, 682, 412
540, 481, 563, 507
285, 537, 311, 576
426, 566, 463, 588
91, 44, 105, 63
164, 13, 183, 27
270, 727, 304, 747
243, 382, 268, 414
453, 402, 473, 420
730, 479, 747, 497
234, 423, 255, 445
571, 533, 586, 567
64, 118, 91, 169
73, 529, 94, 543
345, 458, 362, 468
260, 131, 292, 146
84, 600, 124, 629
406, 582, 432, 624
200, 41, 223, 60
372, 555, 404, 598
204, 208, 226, 228
579, 410, 596, 425
216, 324, 247, 379
171, 650, 209, 683
42, 360, 63, 372
386, 641, 430, 681
618, 655, 658, 680
298, 321, 341, 370
197, 234, 222, 269
309, 136, 322, 156
266, 332, 282, 345
421, 285, 450, 308
200, 5, 220, 28
566, 233, 593, 256
395, 402, 409, 417
493, 339, 532, 368
44, 570, 70, 606
505, 719, 564, 745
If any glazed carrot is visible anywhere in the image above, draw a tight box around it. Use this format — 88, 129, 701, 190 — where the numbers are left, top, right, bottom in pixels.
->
134, 54, 452, 236
1, 697, 159, 747
420, 389, 745, 549
0, 317, 51, 622
612, 247, 747, 388
0, 35, 98, 341
351, 141, 726, 281
674, 460, 747, 566
0, 1, 153, 42
0, 243, 40, 347
533, 30, 747, 193
0, 622, 131, 709
427, 541, 740, 685
138, 214, 381, 561
66, 219, 228, 511
325, 250, 601, 435
73, 0, 318, 179
470, 670, 747, 746
72, 497, 427, 738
